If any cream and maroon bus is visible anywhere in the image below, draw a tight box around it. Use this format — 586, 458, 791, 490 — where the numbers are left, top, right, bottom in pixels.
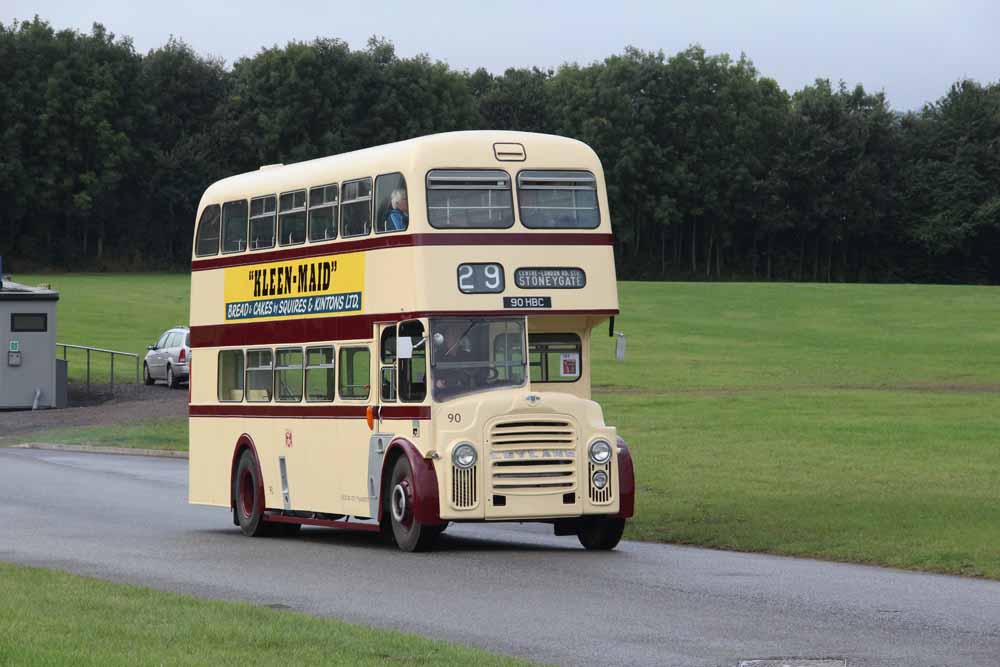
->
188, 130, 635, 551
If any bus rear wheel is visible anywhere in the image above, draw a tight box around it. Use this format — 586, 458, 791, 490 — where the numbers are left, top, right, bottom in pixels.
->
577, 516, 626, 550
234, 450, 271, 537
386, 456, 438, 552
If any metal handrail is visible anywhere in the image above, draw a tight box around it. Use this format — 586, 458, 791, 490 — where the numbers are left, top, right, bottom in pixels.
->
56, 343, 140, 393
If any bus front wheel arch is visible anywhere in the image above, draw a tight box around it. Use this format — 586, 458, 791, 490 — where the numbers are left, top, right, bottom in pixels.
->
379, 439, 443, 551
385, 455, 438, 552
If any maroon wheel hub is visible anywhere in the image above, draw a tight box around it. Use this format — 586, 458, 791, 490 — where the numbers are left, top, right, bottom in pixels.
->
239, 468, 255, 519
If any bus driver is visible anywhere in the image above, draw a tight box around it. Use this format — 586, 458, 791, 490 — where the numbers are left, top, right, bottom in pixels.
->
432, 321, 476, 399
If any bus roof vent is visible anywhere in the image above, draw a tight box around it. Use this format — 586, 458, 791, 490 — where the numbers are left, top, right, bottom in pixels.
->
493, 143, 526, 162
258, 163, 284, 171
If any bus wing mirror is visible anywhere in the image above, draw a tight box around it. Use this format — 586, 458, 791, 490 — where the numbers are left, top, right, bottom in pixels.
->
396, 337, 414, 360
614, 332, 626, 362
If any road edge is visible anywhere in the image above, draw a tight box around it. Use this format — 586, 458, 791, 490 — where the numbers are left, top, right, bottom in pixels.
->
5, 443, 188, 459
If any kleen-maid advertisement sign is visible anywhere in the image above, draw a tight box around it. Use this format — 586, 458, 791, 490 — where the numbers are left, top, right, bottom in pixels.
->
223, 253, 364, 321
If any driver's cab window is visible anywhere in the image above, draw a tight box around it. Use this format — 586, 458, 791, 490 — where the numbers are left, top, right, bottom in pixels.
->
493, 333, 525, 381
398, 320, 426, 402
156, 332, 170, 349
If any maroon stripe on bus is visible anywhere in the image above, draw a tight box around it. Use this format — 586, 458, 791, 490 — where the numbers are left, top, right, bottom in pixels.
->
190, 232, 615, 271
189, 308, 618, 348
190, 404, 431, 419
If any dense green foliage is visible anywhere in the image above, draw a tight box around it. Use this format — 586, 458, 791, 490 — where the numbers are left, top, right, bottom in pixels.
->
2, 18, 998, 281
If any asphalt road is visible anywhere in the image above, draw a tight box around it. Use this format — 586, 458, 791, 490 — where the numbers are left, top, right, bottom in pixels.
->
1, 448, 998, 667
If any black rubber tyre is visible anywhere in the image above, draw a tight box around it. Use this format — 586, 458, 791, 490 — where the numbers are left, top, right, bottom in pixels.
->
234, 450, 271, 537
166, 364, 179, 389
577, 516, 626, 550
143, 363, 155, 386
386, 455, 438, 552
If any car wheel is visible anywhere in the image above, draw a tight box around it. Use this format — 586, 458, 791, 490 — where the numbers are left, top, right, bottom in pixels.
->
577, 516, 626, 550
385, 455, 438, 552
167, 364, 178, 389
143, 363, 155, 386
233, 450, 272, 537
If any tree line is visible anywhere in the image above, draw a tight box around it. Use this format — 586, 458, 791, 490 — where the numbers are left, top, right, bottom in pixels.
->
1, 17, 998, 282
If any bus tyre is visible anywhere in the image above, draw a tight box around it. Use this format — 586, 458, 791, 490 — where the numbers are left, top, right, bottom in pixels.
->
234, 450, 271, 537
386, 456, 437, 552
577, 516, 626, 550
166, 365, 179, 389
143, 363, 154, 386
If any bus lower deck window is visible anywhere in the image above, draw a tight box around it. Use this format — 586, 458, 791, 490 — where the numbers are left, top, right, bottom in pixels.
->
305, 346, 335, 401
529, 333, 582, 382
217, 350, 245, 402
339, 347, 371, 399
275, 348, 304, 401
246, 349, 274, 401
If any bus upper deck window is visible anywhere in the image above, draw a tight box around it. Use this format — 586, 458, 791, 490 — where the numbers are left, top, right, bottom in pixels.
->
195, 205, 221, 257
374, 173, 408, 234
249, 195, 277, 250
341, 178, 372, 238
517, 171, 600, 229
308, 184, 339, 242
278, 190, 307, 246
426, 170, 514, 229
222, 200, 248, 253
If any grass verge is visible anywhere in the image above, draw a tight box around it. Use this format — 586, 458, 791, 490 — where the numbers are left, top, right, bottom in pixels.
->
0, 562, 529, 666
11, 417, 189, 451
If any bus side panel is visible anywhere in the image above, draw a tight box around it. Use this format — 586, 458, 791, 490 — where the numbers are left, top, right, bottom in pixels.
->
188, 416, 240, 507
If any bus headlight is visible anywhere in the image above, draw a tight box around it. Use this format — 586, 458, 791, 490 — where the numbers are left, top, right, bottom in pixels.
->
588, 439, 612, 465
452, 443, 478, 469
592, 470, 609, 490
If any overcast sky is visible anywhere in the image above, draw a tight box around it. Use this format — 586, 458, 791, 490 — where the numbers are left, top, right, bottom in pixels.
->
6, 1, 998, 110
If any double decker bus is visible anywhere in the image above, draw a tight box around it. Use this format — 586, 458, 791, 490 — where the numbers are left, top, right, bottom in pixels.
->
188, 131, 635, 551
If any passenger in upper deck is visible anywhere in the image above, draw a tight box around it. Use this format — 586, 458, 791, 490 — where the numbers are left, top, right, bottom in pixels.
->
386, 188, 409, 231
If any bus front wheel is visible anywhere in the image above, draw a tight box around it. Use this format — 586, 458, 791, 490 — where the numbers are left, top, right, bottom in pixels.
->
577, 516, 626, 550
386, 456, 438, 552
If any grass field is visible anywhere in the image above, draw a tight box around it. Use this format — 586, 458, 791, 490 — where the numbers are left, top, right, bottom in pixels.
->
19, 273, 190, 383
10, 274, 1000, 578
0, 563, 527, 666
14, 417, 188, 451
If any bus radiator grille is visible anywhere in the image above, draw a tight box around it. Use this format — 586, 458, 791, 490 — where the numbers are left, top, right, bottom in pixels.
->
487, 418, 578, 495
452, 465, 477, 509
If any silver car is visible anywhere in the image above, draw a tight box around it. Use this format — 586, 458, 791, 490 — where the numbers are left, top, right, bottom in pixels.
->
144, 326, 190, 389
